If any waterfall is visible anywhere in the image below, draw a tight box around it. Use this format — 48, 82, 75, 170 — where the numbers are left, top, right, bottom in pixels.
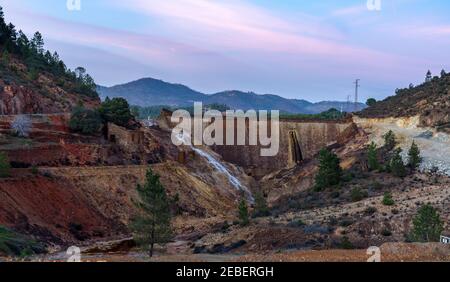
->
175, 132, 254, 202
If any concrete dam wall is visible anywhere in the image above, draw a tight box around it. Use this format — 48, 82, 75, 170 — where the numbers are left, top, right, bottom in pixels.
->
157, 110, 356, 177
212, 120, 355, 177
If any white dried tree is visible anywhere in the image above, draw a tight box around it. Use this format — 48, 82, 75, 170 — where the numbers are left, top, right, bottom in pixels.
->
11, 115, 32, 137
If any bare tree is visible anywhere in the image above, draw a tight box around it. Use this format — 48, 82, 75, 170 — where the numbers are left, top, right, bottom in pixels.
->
11, 115, 32, 137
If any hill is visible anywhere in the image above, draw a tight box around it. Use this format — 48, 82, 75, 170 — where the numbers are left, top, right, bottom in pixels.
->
0, 6, 100, 115
359, 70, 450, 129
98, 78, 366, 114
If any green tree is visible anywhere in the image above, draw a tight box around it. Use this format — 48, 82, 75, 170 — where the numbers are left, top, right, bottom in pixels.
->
0, 152, 11, 178
253, 191, 270, 217
366, 98, 377, 107
383, 130, 396, 150
407, 141, 422, 169
99, 97, 133, 127
425, 70, 432, 82
410, 204, 443, 242
30, 31, 44, 54
441, 69, 447, 78
314, 148, 342, 191
367, 142, 379, 171
69, 106, 103, 135
238, 199, 250, 226
130, 168, 172, 257
390, 148, 406, 177
382, 192, 395, 206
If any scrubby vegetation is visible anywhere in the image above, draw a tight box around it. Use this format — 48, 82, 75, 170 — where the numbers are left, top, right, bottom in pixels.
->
69, 97, 135, 134
280, 108, 348, 121
69, 106, 103, 135
253, 191, 270, 218
131, 103, 231, 119
238, 199, 250, 226
359, 69, 450, 124
0, 152, 11, 178
0, 6, 98, 99
382, 192, 395, 206
0, 225, 45, 257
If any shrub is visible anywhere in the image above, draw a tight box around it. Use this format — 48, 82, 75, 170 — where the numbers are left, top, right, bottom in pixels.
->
11, 115, 32, 137
30, 165, 38, 175
69, 106, 103, 135
350, 187, 368, 202
0, 152, 11, 178
382, 192, 395, 206
253, 191, 270, 217
238, 199, 250, 226
339, 236, 354, 249
364, 206, 377, 215
381, 229, 392, 237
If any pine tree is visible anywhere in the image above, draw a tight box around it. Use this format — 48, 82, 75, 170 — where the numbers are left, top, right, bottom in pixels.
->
130, 168, 172, 257
0, 152, 11, 178
390, 148, 406, 177
441, 69, 447, 78
425, 70, 432, 82
253, 191, 270, 217
314, 148, 342, 191
31, 32, 44, 54
383, 130, 396, 150
367, 142, 379, 171
408, 141, 422, 169
411, 204, 443, 242
238, 199, 249, 226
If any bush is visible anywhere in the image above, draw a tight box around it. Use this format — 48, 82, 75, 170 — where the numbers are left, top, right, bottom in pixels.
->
382, 192, 395, 206
238, 199, 250, 226
364, 206, 377, 215
350, 187, 368, 202
0, 225, 45, 257
30, 165, 38, 175
0, 152, 11, 178
253, 191, 270, 217
339, 236, 354, 249
11, 115, 32, 137
69, 106, 103, 135
410, 204, 443, 242
314, 148, 342, 191
381, 229, 392, 237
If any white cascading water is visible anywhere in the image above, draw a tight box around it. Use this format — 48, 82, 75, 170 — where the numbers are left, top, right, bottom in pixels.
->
175, 132, 254, 202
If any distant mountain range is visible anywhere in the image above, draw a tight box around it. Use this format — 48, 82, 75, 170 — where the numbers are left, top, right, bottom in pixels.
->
97, 78, 366, 114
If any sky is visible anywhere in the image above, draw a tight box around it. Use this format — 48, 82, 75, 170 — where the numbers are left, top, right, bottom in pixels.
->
1, 0, 450, 102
